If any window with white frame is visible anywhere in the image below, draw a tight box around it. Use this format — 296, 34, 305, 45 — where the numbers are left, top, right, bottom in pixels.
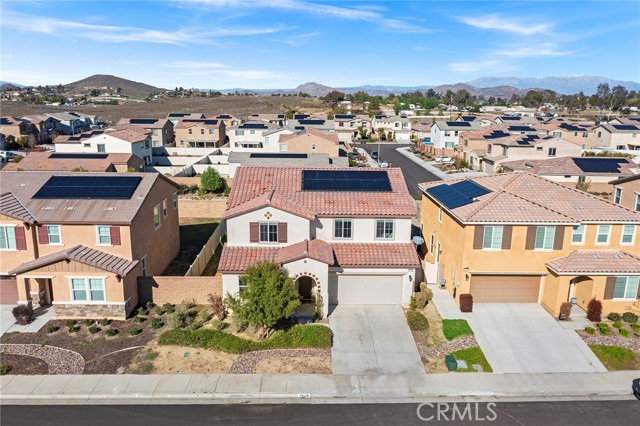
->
614, 187, 622, 204
621, 225, 636, 244
571, 224, 585, 244
96, 226, 111, 245
259, 222, 278, 243
438, 207, 443, 223
162, 199, 168, 218
47, 225, 62, 245
596, 224, 610, 244
430, 234, 435, 254
613, 276, 639, 300
173, 191, 178, 209
0, 226, 16, 250
153, 204, 161, 229
334, 219, 352, 239
534, 226, 555, 250
280, 144, 288, 152
375, 219, 394, 239
482, 225, 503, 249
239, 277, 248, 293
209, 128, 215, 135
97, 144, 106, 153
235, 130, 244, 136
70, 278, 105, 302
141, 255, 147, 276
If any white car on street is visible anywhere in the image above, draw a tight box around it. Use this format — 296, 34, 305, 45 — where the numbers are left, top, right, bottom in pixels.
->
434, 156, 454, 164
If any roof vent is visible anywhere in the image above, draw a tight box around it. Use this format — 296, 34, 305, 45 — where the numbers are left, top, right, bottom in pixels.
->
41, 206, 54, 210
104, 207, 117, 211
614, 254, 623, 259
518, 206, 528, 210
64, 206, 76, 210
18, 183, 27, 187
592, 254, 602, 259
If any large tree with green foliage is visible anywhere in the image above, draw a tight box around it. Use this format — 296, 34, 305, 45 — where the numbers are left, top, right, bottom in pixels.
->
200, 167, 224, 193
225, 262, 300, 339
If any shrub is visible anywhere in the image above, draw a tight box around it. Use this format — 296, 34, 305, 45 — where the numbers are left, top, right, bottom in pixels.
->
231, 315, 248, 333
163, 303, 176, 314
89, 325, 100, 334
459, 294, 473, 313
190, 309, 211, 330
145, 301, 155, 311
106, 328, 119, 337
584, 327, 596, 335
597, 323, 610, 336
83, 319, 94, 326
423, 288, 434, 304
210, 319, 227, 331
409, 295, 417, 310
12, 304, 33, 325
67, 323, 79, 333
607, 312, 622, 322
181, 299, 196, 309
154, 306, 165, 316
168, 308, 187, 329
47, 325, 60, 333
208, 294, 226, 320
586, 298, 602, 322
134, 315, 146, 323
144, 348, 159, 361
200, 167, 224, 193
407, 310, 429, 331
442, 319, 474, 341
128, 327, 142, 336
137, 306, 148, 316
65, 320, 77, 327
612, 321, 622, 329
99, 318, 111, 327
631, 324, 640, 331
559, 302, 572, 321
414, 292, 428, 309
622, 312, 638, 324
619, 328, 630, 338
150, 318, 164, 329
0, 364, 12, 375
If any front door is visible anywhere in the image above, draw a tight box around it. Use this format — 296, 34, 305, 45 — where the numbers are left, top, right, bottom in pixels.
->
297, 276, 314, 300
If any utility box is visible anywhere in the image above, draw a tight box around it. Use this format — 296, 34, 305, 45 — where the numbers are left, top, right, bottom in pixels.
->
445, 354, 457, 371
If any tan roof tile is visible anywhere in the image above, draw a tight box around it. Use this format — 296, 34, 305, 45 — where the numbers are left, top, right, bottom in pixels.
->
332, 243, 420, 268
546, 250, 640, 274
0, 192, 35, 224
277, 239, 334, 265
0, 152, 140, 172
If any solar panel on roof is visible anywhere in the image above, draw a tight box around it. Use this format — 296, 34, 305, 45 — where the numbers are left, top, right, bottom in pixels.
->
302, 170, 392, 192
426, 180, 491, 209
461, 116, 477, 121
299, 119, 325, 125
572, 158, 629, 173
32, 176, 142, 200
0, 118, 10, 125
516, 139, 531, 145
612, 124, 639, 131
217, 115, 231, 119
49, 153, 109, 159
294, 126, 305, 130
446, 121, 471, 127
241, 123, 268, 129
202, 120, 218, 125
129, 118, 158, 125
249, 153, 307, 159
500, 116, 520, 120
508, 126, 534, 132
449, 180, 491, 199
294, 114, 310, 119
335, 114, 355, 119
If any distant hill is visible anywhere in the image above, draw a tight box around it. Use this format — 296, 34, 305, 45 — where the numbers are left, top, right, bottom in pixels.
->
293, 82, 335, 97
63, 74, 165, 99
467, 75, 640, 95
0, 81, 24, 91
429, 83, 528, 99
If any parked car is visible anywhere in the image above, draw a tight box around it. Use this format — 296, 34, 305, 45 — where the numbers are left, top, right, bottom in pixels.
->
0, 151, 14, 162
371, 151, 379, 160
379, 160, 389, 168
435, 156, 453, 163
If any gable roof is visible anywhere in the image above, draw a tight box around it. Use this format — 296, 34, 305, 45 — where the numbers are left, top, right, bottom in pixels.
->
276, 239, 334, 265
501, 157, 637, 176
1, 152, 142, 172
546, 250, 640, 275
0, 192, 35, 224
223, 189, 316, 220
609, 174, 640, 185
227, 167, 415, 218
9, 245, 139, 276
419, 172, 640, 224
279, 127, 339, 144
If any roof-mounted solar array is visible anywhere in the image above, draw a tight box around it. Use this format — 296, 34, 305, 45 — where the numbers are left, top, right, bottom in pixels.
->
572, 158, 629, 173
129, 118, 158, 125
461, 116, 477, 121
612, 124, 639, 131
508, 126, 535, 132
294, 114, 310, 120
249, 153, 307, 159
49, 153, 109, 159
32, 176, 143, 200
446, 121, 471, 127
500, 116, 520, 121
241, 123, 268, 129
426, 180, 491, 209
299, 119, 325, 125
335, 114, 356, 119
302, 170, 392, 192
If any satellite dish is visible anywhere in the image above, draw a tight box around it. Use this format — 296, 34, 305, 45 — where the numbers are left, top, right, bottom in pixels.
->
412, 236, 425, 246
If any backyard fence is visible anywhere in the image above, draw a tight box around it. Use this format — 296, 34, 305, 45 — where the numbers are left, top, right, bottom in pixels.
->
137, 275, 222, 306
185, 220, 227, 276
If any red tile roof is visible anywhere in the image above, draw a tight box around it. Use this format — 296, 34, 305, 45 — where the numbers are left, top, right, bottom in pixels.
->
277, 239, 334, 265
279, 128, 339, 144
222, 189, 316, 220
228, 167, 415, 218
218, 246, 279, 273
1, 152, 140, 172
546, 250, 640, 275
332, 243, 421, 268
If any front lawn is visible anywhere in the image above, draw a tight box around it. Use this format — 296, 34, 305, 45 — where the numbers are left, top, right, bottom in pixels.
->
442, 319, 474, 341
158, 324, 332, 354
450, 347, 493, 372
589, 345, 640, 371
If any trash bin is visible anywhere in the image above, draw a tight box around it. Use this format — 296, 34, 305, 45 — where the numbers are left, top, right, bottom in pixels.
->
445, 354, 457, 371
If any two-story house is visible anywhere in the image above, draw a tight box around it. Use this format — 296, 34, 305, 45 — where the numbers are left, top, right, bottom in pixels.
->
218, 167, 420, 318
419, 172, 640, 318
277, 128, 344, 157
333, 114, 371, 142
166, 112, 205, 126
592, 123, 640, 151
539, 122, 596, 149
610, 174, 640, 212
372, 115, 412, 141
116, 118, 175, 148
430, 120, 482, 155
0, 171, 180, 319
1, 152, 144, 173
21, 115, 60, 144
54, 128, 153, 166
173, 119, 226, 148
227, 121, 277, 149
46, 112, 97, 135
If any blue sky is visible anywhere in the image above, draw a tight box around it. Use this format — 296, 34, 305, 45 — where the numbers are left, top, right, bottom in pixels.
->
1, 1, 639, 89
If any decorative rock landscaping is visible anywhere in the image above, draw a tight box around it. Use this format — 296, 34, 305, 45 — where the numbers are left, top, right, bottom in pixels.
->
419, 336, 478, 359
229, 348, 331, 374
581, 335, 640, 354
0, 344, 85, 374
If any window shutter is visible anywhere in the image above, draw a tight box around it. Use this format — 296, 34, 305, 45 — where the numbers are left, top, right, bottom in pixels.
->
501, 226, 512, 250
603, 277, 616, 300
37, 226, 49, 244
110, 226, 121, 246
553, 226, 565, 250
473, 226, 484, 249
525, 226, 536, 250
249, 222, 259, 243
15, 226, 27, 251
278, 222, 288, 243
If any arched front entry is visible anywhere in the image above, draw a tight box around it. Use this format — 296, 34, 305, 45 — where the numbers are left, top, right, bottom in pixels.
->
570, 276, 594, 308
295, 276, 316, 300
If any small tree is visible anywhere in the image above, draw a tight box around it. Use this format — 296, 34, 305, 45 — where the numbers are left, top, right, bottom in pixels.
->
225, 262, 300, 339
586, 298, 602, 322
200, 167, 224, 193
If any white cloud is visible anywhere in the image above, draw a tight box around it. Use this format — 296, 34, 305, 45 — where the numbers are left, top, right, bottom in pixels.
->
447, 60, 503, 73
496, 43, 574, 58
167, 61, 229, 69
459, 14, 551, 36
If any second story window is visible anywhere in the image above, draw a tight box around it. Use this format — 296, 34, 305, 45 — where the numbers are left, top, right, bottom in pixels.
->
596, 224, 610, 244
200, 128, 205, 135
614, 187, 622, 204
259, 222, 278, 243
571, 224, 585, 244
97, 144, 105, 153
334, 219, 352, 239
548, 147, 557, 156
375, 219, 394, 239
173, 191, 178, 209
162, 199, 168, 218
534, 226, 555, 250
482, 225, 503, 249
97, 226, 111, 245
153, 204, 161, 229
209, 128, 215, 135
621, 225, 636, 245
280, 144, 288, 152
235, 130, 244, 136
46, 225, 62, 245
0, 226, 16, 250
636, 194, 640, 211
438, 207, 443, 223
188, 128, 193, 134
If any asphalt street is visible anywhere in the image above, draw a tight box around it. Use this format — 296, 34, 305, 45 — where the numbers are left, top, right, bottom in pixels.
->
2, 401, 639, 426
354, 143, 441, 199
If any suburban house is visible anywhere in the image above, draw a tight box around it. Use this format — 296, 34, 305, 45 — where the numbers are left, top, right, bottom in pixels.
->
116, 118, 175, 147
494, 115, 539, 125
166, 112, 205, 126
371, 115, 412, 141
213, 114, 241, 129
500, 157, 638, 195
227, 152, 347, 178
332, 114, 371, 142
54, 128, 153, 166
287, 118, 336, 133
0, 172, 180, 319
419, 172, 640, 318
173, 119, 226, 148
430, 120, 482, 154
218, 167, 421, 318
538, 122, 596, 149
246, 113, 285, 126
0, 117, 36, 146
227, 121, 277, 149
609, 174, 640, 211
1, 152, 144, 173
46, 112, 98, 135
262, 127, 296, 152
592, 123, 640, 151
277, 128, 345, 157
21, 115, 60, 144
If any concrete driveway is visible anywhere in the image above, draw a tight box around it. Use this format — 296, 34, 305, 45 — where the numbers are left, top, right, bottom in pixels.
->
1, 305, 16, 335
329, 305, 425, 375
470, 304, 606, 374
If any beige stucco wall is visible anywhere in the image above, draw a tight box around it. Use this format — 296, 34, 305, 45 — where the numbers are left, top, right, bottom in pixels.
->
226, 206, 310, 247
613, 179, 640, 211
175, 124, 225, 148
137, 275, 221, 305
279, 133, 340, 157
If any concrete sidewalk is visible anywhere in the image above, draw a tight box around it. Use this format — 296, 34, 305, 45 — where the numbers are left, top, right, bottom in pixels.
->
1, 371, 638, 405
395, 147, 486, 181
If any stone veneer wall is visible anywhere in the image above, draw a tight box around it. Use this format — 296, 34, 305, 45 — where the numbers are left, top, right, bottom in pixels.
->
55, 303, 129, 320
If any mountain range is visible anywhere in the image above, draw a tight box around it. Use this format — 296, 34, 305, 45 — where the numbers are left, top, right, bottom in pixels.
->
467, 75, 640, 95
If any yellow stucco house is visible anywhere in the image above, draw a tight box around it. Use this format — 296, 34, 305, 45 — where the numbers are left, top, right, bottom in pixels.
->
419, 172, 640, 317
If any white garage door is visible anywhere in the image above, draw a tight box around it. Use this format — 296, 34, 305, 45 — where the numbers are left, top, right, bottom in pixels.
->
329, 274, 403, 305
